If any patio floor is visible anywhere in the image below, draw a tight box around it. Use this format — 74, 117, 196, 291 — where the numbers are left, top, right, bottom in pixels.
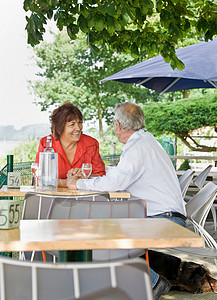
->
160, 221, 217, 299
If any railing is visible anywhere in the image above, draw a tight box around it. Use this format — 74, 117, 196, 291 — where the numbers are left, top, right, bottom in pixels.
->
169, 155, 217, 170
101, 154, 120, 166
0, 155, 33, 189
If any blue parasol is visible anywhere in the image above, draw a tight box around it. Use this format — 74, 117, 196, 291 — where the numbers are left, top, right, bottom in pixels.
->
101, 38, 217, 94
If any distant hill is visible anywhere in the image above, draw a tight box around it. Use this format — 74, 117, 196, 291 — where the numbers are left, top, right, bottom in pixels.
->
0, 124, 51, 141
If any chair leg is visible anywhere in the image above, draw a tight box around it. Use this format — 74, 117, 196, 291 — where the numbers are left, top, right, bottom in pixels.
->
211, 205, 216, 231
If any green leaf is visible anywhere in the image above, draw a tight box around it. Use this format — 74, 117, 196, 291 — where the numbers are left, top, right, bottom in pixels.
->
80, 5, 89, 18
23, 0, 30, 11
106, 16, 116, 34
57, 18, 64, 31
121, 7, 130, 25
151, 43, 157, 52
156, 0, 163, 12
100, 0, 116, 16
143, 0, 154, 9
47, 10, 53, 20
114, 18, 122, 31
184, 20, 190, 31
67, 24, 79, 39
107, 1, 116, 17
90, 44, 100, 55
168, 23, 183, 39
78, 15, 89, 33
140, 5, 148, 15
94, 15, 105, 31
176, 58, 185, 71
164, 56, 170, 64
125, 4, 136, 21
197, 17, 208, 32
132, 0, 140, 8
131, 43, 139, 56
87, 15, 95, 28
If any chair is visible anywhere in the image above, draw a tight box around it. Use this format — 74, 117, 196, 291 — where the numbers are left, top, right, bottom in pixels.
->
0, 257, 153, 300
46, 199, 147, 261
184, 165, 216, 230
185, 182, 217, 230
75, 287, 132, 300
22, 191, 110, 220
192, 164, 212, 189
192, 164, 216, 231
178, 169, 195, 199
172, 182, 217, 266
20, 192, 110, 261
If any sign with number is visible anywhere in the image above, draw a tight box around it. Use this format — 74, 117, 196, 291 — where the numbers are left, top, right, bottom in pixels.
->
0, 200, 20, 229
7, 172, 20, 188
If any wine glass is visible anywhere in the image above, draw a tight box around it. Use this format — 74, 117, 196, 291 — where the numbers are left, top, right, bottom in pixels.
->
81, 163, 92, 179
31, 163, 39, 188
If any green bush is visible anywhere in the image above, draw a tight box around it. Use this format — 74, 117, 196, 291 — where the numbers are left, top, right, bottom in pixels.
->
178, 159, 191, 171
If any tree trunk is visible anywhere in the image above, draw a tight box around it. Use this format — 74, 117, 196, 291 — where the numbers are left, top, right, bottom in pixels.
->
182, 90, 190, 98
97, 101, 104, 147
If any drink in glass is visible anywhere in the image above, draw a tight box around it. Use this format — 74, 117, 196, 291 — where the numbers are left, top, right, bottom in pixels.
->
82, 163, 92, 179
31, 163, 39, 187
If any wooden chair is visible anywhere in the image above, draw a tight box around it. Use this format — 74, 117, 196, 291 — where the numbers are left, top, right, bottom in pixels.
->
0, 257, 153, 300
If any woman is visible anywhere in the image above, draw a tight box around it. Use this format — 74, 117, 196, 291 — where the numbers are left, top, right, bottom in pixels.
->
35, 102, 106, 187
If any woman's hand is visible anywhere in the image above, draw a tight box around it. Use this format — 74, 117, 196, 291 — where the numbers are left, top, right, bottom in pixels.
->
58, 179, 67, 187
67, 168, 83, 178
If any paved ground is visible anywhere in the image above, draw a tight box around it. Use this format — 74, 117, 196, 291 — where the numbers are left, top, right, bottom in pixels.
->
159, 221, 217, 299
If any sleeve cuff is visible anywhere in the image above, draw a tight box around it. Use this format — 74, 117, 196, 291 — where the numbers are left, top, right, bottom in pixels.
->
76, 179, 86, 189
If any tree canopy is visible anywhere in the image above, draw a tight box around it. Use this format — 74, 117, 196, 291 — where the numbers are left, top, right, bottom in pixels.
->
23, 0, 217, 70
29, 31, 159, 144
143, 93, 217, 152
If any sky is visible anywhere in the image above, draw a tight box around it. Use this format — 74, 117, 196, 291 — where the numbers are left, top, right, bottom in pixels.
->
0, 1, 53, 129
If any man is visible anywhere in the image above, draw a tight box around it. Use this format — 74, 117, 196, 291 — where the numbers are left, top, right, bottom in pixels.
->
67, 102, 187, 299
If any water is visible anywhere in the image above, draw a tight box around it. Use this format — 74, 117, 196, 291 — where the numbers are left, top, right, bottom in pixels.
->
39, 152, 58, 190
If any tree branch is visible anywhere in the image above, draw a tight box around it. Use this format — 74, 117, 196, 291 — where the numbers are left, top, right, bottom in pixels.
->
177, 134, 217, 152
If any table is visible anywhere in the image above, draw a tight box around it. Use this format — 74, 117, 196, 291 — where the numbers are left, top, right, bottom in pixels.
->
0, 218, 204, 261
0, 185, 131, 199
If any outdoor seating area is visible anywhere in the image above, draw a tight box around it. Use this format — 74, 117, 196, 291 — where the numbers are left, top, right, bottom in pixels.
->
2, 2, 217, 299
0, 172, 217, 299
1, 156, 217, 299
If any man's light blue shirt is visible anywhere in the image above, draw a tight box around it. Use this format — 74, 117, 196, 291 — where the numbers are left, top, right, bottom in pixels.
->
77, 130, 186, 217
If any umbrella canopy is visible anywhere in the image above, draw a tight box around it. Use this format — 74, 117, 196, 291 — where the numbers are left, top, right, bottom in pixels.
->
101, 38, 217, 94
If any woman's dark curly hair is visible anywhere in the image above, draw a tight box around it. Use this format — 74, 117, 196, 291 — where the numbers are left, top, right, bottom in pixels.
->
50, 101, 83, 140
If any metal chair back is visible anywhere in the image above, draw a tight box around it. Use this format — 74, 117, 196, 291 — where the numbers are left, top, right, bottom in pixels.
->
178, 169, 195, 199
47, 199, 147, 261
0, 257, 153, 300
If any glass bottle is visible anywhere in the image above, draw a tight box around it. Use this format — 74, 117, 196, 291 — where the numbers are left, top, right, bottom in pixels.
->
44, 136, 54, 153
40, 136, 58, 189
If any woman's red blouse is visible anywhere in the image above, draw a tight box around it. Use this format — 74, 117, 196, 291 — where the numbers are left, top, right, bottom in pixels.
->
35, 134, 106, 179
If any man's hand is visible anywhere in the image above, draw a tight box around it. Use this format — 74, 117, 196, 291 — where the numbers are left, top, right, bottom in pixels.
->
67, 175, 79, 190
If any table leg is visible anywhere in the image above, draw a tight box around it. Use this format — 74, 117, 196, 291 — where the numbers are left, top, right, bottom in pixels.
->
58, 250, 92, 262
